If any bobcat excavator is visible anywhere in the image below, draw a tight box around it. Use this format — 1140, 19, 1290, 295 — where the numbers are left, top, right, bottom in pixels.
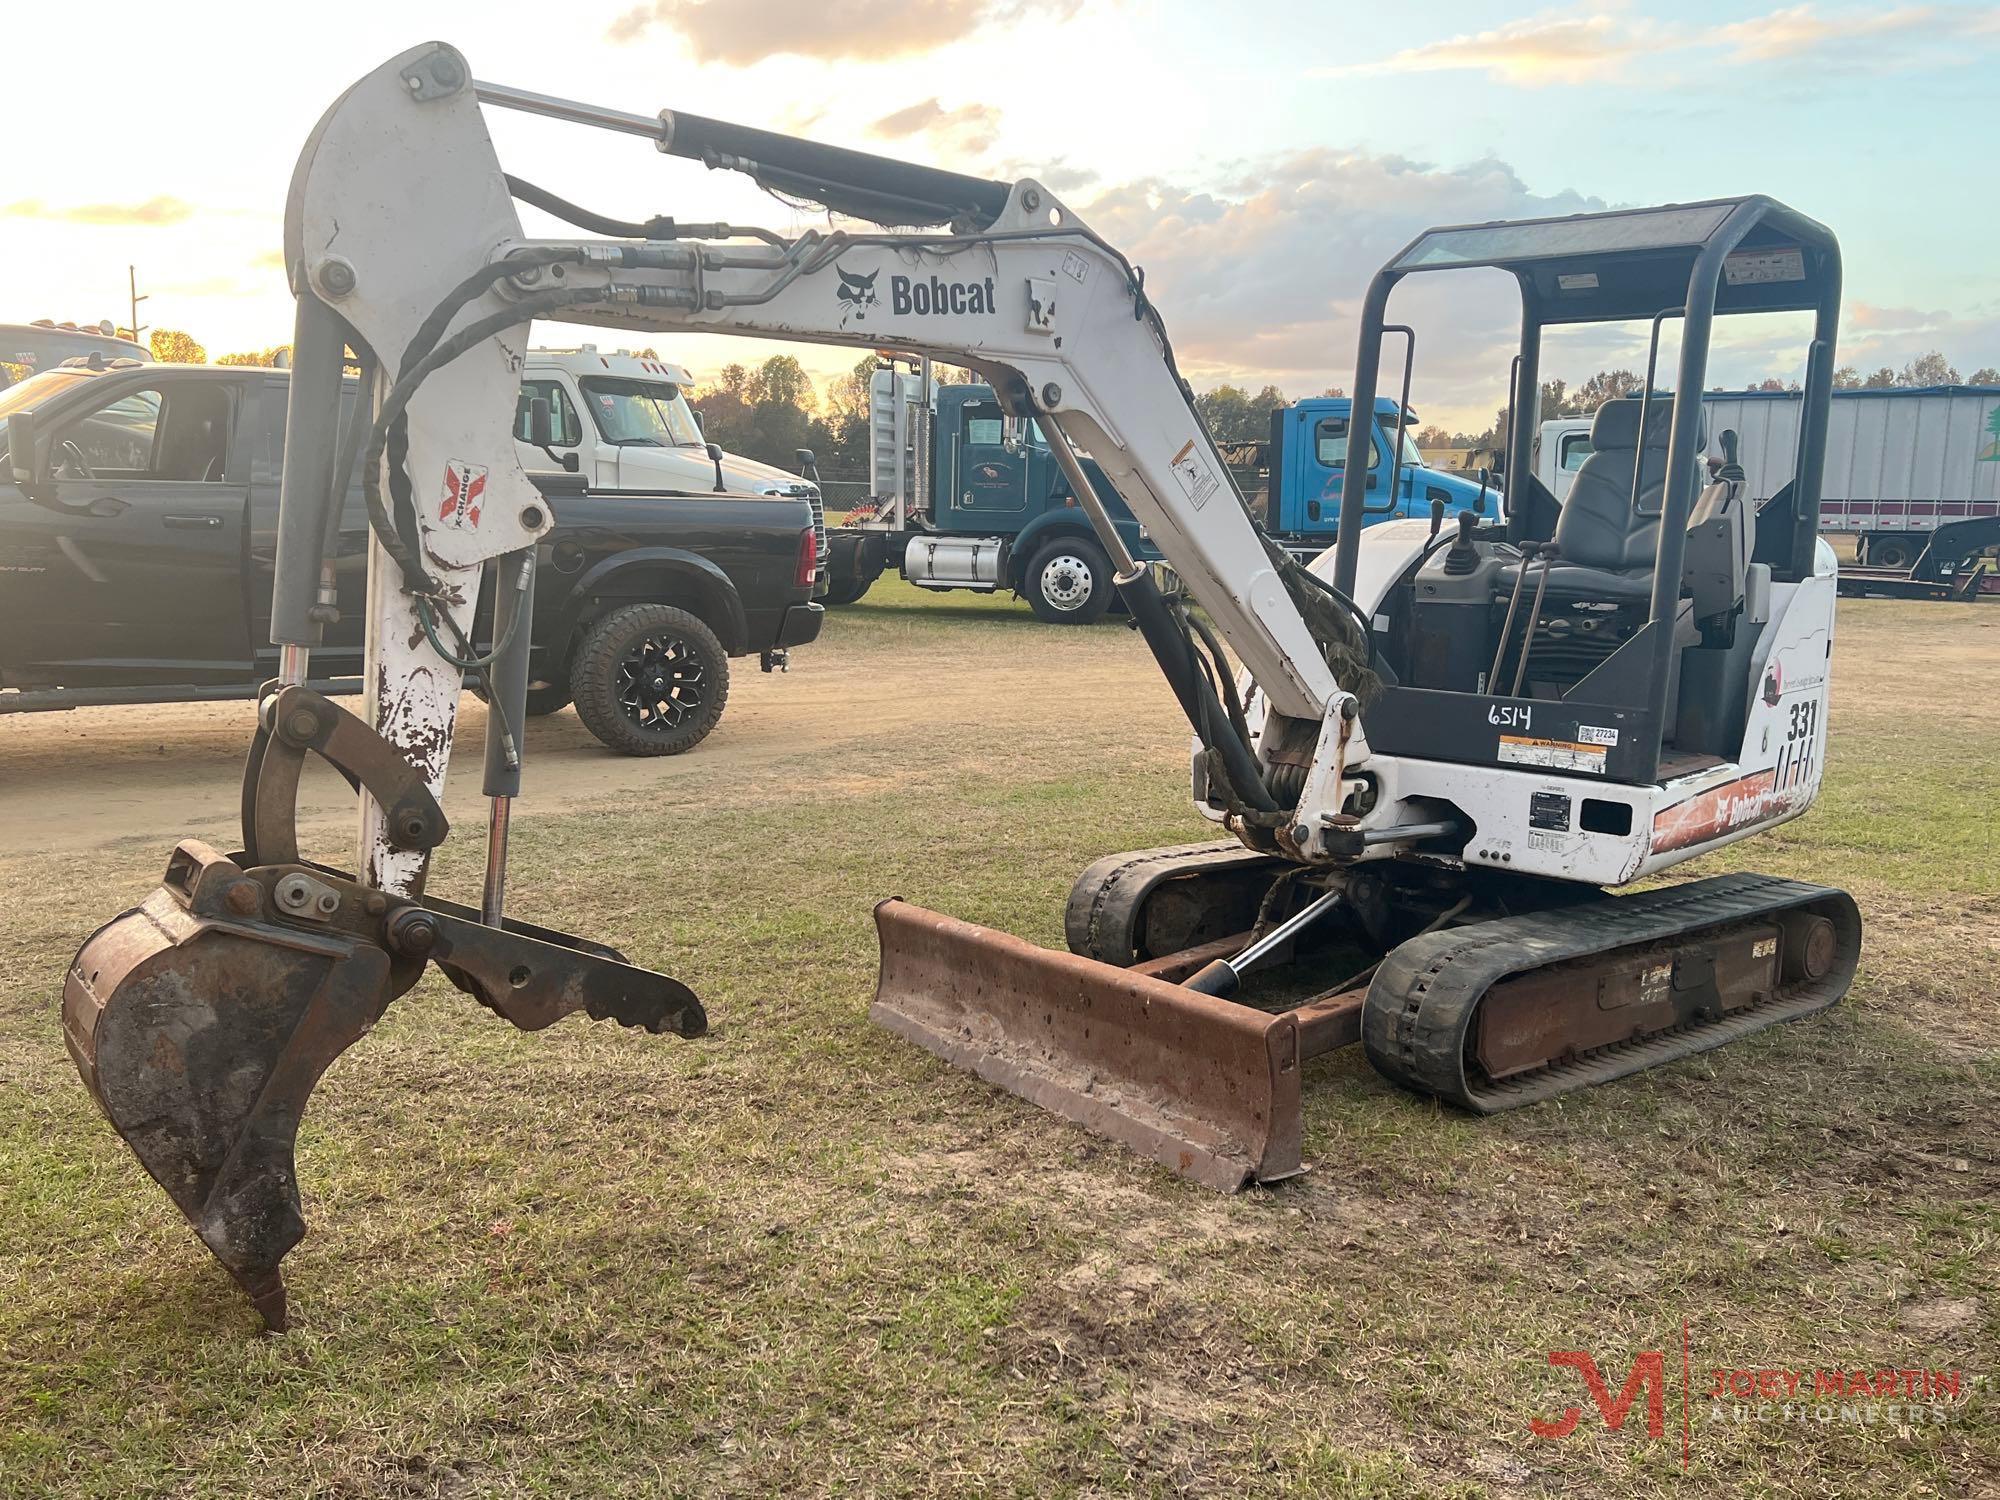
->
58, 44, 1859, 1328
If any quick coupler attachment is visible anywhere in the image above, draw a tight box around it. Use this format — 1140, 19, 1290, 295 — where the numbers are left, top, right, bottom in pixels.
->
64, 840, 704, 1331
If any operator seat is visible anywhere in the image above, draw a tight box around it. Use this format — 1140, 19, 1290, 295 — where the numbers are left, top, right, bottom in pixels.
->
1499, 397, 1701, 603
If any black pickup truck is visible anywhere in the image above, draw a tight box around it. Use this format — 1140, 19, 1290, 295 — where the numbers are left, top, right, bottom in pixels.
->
0, 362, 823, 754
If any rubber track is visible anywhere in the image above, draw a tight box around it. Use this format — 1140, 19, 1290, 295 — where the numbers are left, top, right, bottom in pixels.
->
1064, 841, 1281, 965
1362, 872, 1861, 1112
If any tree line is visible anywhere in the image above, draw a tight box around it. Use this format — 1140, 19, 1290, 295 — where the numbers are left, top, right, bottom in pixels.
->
69, 332, 2000, 483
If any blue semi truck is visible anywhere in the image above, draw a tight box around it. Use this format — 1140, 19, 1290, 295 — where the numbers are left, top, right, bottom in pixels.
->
822, 368, 1497, 622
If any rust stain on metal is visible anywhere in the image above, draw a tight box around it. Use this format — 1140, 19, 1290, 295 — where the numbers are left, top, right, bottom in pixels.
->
870, 898, 1303, 1191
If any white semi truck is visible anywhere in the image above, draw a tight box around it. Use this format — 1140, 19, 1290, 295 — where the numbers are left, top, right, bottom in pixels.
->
1537, 384, 2000, 573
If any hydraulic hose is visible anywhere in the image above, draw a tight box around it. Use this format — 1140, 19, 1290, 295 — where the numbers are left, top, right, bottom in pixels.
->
1120, 567, 1282, 817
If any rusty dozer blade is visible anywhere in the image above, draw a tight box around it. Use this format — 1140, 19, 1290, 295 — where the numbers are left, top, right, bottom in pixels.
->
64, 686, 705, 1331
870, 899, 1304, 1191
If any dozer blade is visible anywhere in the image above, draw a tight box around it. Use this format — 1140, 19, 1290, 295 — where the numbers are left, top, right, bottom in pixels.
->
870, 898, 1303, 1191
64, 841, 705, 1330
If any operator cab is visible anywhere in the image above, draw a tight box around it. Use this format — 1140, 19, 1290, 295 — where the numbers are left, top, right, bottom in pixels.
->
1334, 196, 1838, 782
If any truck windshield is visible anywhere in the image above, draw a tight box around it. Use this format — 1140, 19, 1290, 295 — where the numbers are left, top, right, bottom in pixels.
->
578, 377, 703, 448
1379, 416, 1432, 468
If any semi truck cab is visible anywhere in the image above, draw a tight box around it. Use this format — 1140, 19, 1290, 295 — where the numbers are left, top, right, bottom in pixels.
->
1262, 396, 1496, 545
826, 377, 1498, 622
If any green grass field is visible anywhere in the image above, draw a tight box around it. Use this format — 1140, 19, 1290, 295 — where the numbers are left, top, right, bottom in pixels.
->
2, 585, 1994, 1498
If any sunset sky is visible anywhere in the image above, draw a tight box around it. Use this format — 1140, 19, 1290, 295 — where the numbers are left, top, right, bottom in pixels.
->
6, 1, 1996, 429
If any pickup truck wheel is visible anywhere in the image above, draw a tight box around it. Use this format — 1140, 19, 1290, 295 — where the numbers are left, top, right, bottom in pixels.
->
571, 604, 730, 756
1026, 536, 1114, 624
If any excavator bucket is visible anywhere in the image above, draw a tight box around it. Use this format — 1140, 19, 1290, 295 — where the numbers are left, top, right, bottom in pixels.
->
870, 899, 1305, 1190
65, 838, 705, 1330
65, 846, 411, 1329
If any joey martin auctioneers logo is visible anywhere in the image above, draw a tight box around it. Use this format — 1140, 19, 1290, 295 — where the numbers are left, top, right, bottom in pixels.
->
1528, 1323, 1978, 1471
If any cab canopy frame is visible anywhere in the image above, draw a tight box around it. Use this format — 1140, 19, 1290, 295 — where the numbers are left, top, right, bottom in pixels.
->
1334, 195, 1841, 783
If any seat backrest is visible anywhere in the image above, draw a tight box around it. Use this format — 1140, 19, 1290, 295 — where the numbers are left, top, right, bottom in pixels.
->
1554, 397, 1687, 570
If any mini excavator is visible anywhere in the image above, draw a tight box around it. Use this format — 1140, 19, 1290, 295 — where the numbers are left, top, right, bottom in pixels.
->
60, 44, 1859, 1325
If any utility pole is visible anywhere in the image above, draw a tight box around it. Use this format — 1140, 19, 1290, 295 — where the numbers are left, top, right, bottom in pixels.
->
127, 265, 149, 349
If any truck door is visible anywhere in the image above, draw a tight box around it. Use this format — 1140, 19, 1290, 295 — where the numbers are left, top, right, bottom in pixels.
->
514, 376, 593, 483
244, 377, 373, 671
949, 396, 1032, 519
12, 374, 250, 673
1552, 427, 1591, 502
1301, 412, 1384, 531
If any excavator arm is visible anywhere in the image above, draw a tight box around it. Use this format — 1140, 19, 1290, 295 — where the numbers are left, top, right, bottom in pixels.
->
275, 42, 1351, 881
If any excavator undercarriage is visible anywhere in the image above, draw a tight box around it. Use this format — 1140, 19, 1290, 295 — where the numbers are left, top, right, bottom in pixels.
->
874, 845, 1859, 1187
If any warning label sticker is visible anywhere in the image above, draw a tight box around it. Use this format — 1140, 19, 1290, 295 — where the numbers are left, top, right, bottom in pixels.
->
439, 461, 487, 530
1170, 439, 1219, 511
1497, 735, 1608, 775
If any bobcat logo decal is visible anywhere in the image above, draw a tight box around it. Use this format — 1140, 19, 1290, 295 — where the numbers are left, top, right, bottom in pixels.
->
836, 265, 880, 328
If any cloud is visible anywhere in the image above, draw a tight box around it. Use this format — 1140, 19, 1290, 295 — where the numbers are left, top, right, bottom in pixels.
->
870, 98, 1002, 154
1, 196, 194, 226
608, 0, 1076, 64
1322, 3, 2000, 88
1072, 151, 1601, 425
1318, 7, 1679, 86
1714, 3, 1998, 62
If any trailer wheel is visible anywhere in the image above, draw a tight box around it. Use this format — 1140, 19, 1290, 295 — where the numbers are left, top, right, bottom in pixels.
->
570, 603, 730, 756
1866, 536, 1915, 570
1026, 536, 1114, 624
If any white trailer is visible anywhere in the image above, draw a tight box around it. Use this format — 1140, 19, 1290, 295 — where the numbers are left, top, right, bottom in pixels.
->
1537, 385, 2000, 569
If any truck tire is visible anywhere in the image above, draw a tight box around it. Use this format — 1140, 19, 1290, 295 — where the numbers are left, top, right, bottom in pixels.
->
1865, 535, 1914, 570
570, 603, 730, 757
524, 683, 571, 717
823, 567, 878, 606
1025, 536, 1114, 625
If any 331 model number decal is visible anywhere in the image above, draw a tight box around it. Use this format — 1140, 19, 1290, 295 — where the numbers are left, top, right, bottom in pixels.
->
1774, 697, 1819, 792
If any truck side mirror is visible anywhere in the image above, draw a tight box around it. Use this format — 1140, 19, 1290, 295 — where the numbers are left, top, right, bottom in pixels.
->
527, 395, 554, 448
6, 410, 45, 487
1476, 466, 1491, 514
705, 441, 726, 492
